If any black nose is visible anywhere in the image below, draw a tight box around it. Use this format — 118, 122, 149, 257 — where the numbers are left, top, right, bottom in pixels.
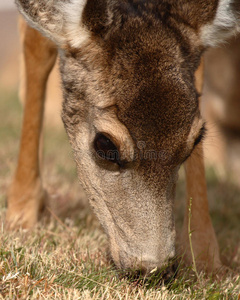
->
159, 260, 178, 284
123, 258, 178, 284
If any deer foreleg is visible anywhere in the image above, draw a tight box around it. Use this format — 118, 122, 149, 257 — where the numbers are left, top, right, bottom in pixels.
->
6, 17, 57, 228
182, 143, 222, 272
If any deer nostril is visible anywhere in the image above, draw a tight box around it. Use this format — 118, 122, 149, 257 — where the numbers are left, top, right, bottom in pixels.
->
157, 259, 179, 284
144, 259, 179, 282
134, 260, 178, 278
120, 260, 178, 286
115, 251, 179, 282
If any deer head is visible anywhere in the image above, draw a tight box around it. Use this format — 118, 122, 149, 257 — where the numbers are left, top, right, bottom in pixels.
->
16, 0, 240, 274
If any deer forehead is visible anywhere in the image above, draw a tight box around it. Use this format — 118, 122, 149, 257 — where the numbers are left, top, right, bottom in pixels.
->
61, 42, 199, 149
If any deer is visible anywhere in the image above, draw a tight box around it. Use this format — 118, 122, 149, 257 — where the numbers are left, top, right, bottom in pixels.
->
7, 0, 240, 276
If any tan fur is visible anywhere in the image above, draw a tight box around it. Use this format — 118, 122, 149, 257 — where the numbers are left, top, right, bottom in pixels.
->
7, 17, 57, 228
8, 0, 240, 275
182, 142, 222, 272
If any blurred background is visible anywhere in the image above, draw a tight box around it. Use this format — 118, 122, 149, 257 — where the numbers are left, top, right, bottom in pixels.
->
0, 0, 63, 127
0, 1, 19, 92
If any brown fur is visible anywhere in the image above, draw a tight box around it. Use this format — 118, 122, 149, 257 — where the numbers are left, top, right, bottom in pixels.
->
8, 0, 240, 275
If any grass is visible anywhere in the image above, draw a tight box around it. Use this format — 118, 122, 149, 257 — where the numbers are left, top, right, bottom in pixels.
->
0, 88, 240, 299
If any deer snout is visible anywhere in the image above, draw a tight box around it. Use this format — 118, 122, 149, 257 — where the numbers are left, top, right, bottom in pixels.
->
109, 224, 176, 276
118, 252, 177, 278
137, 259, 178, 281
111, 240, 176, 277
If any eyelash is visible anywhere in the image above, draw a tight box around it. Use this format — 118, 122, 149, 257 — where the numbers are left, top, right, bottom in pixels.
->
193, 125, 207, 147
182, 125, 207, 164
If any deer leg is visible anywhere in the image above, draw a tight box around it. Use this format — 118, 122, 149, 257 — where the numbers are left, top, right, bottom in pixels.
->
181, 143, 222, 272
6, 17, 57, 228
181, 60, 221, 272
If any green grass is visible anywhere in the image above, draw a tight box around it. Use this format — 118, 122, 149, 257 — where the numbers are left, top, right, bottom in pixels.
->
0, 89, 239, 299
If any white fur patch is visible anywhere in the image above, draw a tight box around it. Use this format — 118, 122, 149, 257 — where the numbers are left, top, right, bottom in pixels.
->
16, 0, 90, 48
62, 0, 90, 48
201, 0, 240, 47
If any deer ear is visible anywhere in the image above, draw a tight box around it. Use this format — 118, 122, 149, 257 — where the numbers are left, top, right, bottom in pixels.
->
200, 0, 240, 47
15, 0, 91, 48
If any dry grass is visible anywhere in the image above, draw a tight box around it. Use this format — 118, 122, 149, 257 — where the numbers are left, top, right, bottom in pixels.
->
0, 88, 240, 299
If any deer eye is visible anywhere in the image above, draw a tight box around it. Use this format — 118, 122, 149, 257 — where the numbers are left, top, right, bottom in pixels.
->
94, 133, 120, 163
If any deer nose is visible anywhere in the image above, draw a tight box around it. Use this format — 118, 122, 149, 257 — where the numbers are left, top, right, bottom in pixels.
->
118, 253, 178, 280
121, 258, 178, 285
134, 258, 178, 278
